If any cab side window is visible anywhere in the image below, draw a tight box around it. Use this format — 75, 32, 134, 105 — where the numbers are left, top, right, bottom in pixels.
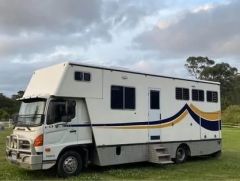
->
47, 100, 76, 124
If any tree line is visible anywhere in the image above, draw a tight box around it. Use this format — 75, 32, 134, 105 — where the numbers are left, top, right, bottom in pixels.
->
0, 91, 24, 121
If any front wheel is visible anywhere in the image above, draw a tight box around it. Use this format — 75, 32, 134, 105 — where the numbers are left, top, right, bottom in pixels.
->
175, 146, 188, 163
57, 151, 83, 177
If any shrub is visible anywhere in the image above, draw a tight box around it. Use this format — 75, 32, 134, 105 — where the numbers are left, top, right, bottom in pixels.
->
222, 105, 240, 126
0, 109, 9, 121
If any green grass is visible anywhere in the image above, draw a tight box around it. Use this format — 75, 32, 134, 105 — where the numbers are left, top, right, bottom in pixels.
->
1, 128, 240, 180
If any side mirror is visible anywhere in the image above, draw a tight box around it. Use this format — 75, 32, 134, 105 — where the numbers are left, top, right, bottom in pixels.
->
40, 114, 45, 124
12, 114, 18, 125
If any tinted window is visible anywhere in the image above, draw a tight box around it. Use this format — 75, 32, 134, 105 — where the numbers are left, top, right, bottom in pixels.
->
75, 71, 83, 81
111, 86, 135, 110
199, 90, 204, 101
207, 91, 212, 102
176, 88, 183, 100
207, 91, 218, 103
47, 100, 76, 124
192, 89, 204, 102
111, 86, 123, 109
183, 88, 190, 100
212, 92, 218, 102
176, 87, 189, 100
75, 71, 91, 82
150, 90, 160, 109
125, 87, 135, 109
192, 89, 198, 101
84, 72, 91, 81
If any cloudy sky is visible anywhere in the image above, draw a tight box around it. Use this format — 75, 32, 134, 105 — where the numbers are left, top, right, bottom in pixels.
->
1, 0, 240, 96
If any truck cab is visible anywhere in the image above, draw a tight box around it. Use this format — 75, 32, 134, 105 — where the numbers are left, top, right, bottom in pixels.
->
6, 96, 92, 177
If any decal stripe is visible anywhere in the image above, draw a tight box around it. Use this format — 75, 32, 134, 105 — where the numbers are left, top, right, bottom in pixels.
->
66, 104, 221, 131
189, 104, 221, 121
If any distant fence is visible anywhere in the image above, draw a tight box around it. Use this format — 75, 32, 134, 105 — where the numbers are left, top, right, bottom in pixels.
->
0, 119, 13, 130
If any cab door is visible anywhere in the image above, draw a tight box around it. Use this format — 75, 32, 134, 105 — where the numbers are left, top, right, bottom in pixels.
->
43, 99, 78, 161
148, 89, 161, 142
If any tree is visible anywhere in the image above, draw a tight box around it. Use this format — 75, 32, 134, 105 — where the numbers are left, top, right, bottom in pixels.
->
11, 90, 24, 100
185, 57, 239, 109
200, 63, 238, 82
200, 63, 238, 108
0, 92, 21, 117
0, 109, 10, 121
185, 56, 215, 79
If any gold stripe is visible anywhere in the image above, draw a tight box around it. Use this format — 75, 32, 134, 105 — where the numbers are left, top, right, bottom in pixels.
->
189, 104, 221, 121
95, 104, 220, 130
110, 110, 188, 129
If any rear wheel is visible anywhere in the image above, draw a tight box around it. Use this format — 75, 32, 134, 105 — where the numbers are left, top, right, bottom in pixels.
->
57, 151, 83, 178
175, 146, 188, 163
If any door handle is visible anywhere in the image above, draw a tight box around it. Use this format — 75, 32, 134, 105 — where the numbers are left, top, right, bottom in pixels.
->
55, 123, 67, 128
70, 130, 76, 133
160, 114, 161, 120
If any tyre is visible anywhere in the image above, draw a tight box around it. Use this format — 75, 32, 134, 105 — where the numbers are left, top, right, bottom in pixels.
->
57, 150, 83, 178
175, 146, 188, 163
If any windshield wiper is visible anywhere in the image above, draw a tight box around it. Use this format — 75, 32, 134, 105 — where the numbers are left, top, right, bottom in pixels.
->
15, 121, 31, 130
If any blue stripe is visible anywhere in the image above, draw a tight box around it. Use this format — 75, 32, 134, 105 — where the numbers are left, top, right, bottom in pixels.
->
150, 104, 188, 125
186, 105, 220, 131
65, 124, 91, 127
66, 104, 221, 131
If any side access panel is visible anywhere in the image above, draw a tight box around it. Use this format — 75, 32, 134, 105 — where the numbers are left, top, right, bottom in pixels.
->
92, 145, 148, 166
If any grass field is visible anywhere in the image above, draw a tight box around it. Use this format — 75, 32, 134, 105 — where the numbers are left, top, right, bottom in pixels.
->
0, 128, 240, 180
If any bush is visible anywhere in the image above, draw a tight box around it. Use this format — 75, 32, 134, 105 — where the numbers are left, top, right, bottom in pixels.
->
0, 109, 9, 121
222, 105, 240, 126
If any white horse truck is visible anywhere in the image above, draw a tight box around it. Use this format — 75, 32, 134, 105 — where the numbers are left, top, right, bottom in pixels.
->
6, 62, 221, 177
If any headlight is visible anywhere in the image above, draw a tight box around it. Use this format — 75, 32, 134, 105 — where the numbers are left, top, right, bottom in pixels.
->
12, 139, 17, 149
14, 140, 17, 148
10, 141, 14, 148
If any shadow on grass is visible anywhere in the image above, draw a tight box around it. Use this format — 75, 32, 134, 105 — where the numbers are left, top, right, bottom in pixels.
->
21, 162, 167, 179
21, 155, 221, 179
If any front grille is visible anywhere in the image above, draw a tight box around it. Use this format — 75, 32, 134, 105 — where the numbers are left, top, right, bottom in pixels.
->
6, 135, 31, 152
19, 140, 30, 150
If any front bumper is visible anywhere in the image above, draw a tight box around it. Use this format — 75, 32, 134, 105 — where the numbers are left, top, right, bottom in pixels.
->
6, 152, 42, 170
6, 135, 43, 170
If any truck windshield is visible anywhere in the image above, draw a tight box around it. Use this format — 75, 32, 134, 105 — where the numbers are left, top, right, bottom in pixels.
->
15, 98, 46, 127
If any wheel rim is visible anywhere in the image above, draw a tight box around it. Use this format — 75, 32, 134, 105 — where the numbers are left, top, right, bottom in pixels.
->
176, 148, 186, 162
63, 156, 78, 174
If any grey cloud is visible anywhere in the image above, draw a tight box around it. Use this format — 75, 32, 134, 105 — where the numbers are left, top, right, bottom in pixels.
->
134, 0, 240, 58
0, 0, 113, 63
0, 24, 112, 60
0, 58, 72, 96
1, 0, 235, 96
103, 0, 167, 28
0, 60, 43, 95
0, 0, 162, 62
0, 0, 102, 35
0, 0, 168, 96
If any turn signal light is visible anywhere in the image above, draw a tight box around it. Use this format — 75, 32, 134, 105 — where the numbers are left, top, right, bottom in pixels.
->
34, 134, 43, 147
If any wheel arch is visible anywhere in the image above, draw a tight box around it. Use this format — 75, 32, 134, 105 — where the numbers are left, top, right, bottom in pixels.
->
177, 143, 191, 157
57, 144, 90, 168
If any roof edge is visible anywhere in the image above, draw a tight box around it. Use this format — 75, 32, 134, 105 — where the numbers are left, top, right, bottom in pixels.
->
67, 62, 220, 85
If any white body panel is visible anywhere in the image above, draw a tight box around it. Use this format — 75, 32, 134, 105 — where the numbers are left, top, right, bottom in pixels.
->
8, 62, 221, 169
22, 62, 221, 147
